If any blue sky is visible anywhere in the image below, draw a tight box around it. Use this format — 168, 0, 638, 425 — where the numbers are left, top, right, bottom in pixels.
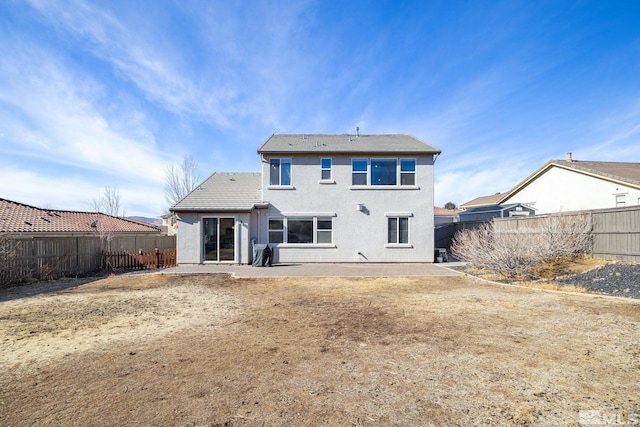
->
1, 0, 639, 217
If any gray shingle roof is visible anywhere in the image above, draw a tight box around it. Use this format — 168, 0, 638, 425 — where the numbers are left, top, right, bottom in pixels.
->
460, 192, 508, 209
551, 160, 640, 188
171, 172, 262, 212
258, 134, 441, 155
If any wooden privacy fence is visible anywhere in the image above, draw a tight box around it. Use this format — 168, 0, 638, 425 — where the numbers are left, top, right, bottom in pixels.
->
100, 248, 177, 270
492, 206, 640, 262
442, 205, 640, 262
0, 235, 176, 285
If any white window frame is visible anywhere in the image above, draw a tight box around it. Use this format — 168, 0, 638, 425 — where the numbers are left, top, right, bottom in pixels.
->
320, 158, 333, 182
268, 215, 335, 246
268, 217, 284, 244
371, 158, 398, 186
269, 158, 292, 186
384, 212, 413, 248
400, 159, 416, 186
351, 158, 368, 186
615, 193, 626, 207
350, 158, 418, 189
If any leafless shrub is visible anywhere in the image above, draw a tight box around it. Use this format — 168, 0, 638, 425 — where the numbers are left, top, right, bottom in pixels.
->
530, 213, 592, 261
0, 235, 20, 286
451, 213, 592, 278
451, 221, 538, 277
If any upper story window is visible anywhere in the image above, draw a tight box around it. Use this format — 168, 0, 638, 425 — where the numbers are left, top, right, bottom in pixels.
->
615, 194, 626, 207
321, 158, 332, 180
352, 158, 417, 187
400, 159, 416, 185
352, 159, 368, 185
371, 159, 397, 185
270, 158, 291, 186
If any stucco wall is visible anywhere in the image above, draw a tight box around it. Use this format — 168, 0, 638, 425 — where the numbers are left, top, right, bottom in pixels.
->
175, 212, 254, 264
259, 154, 436, 262
505, 166, 640, 214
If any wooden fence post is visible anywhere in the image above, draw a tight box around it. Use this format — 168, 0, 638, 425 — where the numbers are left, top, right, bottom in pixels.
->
154, 248, 159, 269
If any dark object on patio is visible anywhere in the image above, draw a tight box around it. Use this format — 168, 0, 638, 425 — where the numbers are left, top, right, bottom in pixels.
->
252, 240, 272, 267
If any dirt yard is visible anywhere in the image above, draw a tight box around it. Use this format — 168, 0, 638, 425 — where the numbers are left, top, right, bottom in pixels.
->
1, 272, 639, 426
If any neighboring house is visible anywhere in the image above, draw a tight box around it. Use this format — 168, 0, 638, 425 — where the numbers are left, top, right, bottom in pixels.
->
460, 154, 640, 215
171, 133, 441, 264
458, 203, 535, 222
0, 198, 161, 237
161, 214, 177, 236
434, 207, 460, 225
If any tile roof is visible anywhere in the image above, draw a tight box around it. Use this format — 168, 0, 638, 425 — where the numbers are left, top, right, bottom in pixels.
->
171, 172, 263, 212
0, 198, 161, 234
258, 134, 441, 155
434, 207, 460, 216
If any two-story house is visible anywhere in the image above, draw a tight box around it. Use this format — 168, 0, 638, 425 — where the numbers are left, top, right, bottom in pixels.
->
171, 133, 441, 264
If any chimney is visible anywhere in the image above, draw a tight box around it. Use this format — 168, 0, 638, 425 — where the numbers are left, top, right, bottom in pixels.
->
566, 152, 573, 162
356, 126, 360, 137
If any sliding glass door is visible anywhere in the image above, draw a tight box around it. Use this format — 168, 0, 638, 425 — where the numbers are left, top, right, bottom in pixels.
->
203, 217, 235, 262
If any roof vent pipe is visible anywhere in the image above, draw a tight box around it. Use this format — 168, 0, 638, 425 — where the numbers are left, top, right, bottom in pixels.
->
356, 126, 360, 137
566, 152, 573, 162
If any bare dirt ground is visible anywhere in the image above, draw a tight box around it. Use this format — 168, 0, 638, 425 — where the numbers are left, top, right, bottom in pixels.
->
1, 272, 639, 426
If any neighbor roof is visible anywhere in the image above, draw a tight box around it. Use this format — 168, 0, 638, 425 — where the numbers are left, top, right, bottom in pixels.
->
171, 172, 263, 212
460, 192, 508, 210
0, 198, 161, 234
434, 207, 460, 216
459, 203, 533, 215
258, 134, 441, 155
460, 159, 640, 209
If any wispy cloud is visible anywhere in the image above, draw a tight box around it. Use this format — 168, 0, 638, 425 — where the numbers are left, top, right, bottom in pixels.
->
0, 39, 167, 183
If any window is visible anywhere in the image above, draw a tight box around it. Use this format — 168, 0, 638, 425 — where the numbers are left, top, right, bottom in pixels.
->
270, 158, 291, 186
268, 218, 284, 244
387, 217, 409, 244
352, 158, 416, 186
371, 159, 397, 185
352, 159, 367, 185
317, 217, 333, 243
615, 194, 626, 207
400, 159, 416, 185
287, 218, 313, 243
321, 158, 332, 180
268, 216, 333, 245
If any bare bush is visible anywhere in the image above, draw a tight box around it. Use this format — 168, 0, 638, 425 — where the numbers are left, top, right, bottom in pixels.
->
451, 213, 592, 278
451, 222, 538, 277
530, 213, 592, 260
0, 235, 20, 286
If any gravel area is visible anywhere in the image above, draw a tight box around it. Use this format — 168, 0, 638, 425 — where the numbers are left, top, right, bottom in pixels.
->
556, 262, 640, 299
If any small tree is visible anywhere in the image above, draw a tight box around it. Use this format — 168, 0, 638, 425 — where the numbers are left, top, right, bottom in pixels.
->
444, 201, 457, 210
90, 185, 124, 217
165, 155, 200, 208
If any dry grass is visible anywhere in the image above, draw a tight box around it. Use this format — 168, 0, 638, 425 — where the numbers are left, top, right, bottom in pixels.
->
460, 257, 609, 294
1, 273, 639, 426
